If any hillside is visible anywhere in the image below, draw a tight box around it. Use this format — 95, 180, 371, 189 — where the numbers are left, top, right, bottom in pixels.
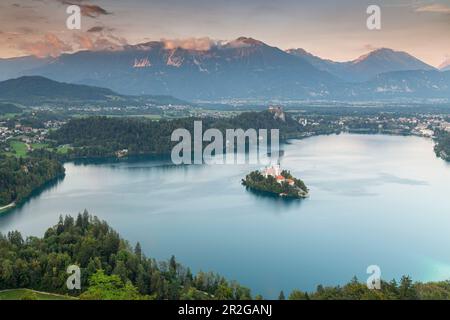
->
0, 76, 190, 107
0, 212, 251, 300
0, 103, 22, 115
0, 156, 65, 207
0, 76, 118, 103
346, 70, 450, 99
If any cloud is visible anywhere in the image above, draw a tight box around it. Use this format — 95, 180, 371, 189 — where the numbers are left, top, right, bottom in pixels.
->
73, 33, 94, 49
362, 44, 379, 52
415, 4, 450, 14
16, 22, 128, 57
162, 37, 216, 51
74, 31, 128, 51
78, 4, 110, 17
87, 26, 104, 33
20, 33, 73, 58
59, 1, 111, 18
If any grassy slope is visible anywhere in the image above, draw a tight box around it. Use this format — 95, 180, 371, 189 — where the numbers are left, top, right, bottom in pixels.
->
5, 140, 28, 158
0, 289, 77, 300
2, 141, 52, 158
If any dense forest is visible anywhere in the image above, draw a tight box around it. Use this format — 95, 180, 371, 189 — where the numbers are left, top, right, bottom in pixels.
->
0, 155, 65, 207
242, 170, 308, 198
0, 212, 251, 300
2, 213, 450, 300
434, 130, 450, 161
49, 111, 309, 159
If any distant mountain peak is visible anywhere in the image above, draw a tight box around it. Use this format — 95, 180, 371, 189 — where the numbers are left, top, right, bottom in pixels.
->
350, 48, 435, 74
286, 48, 310, 56
439, 59, 450, 71
235, 37, 263, 44
229, 37, 266, 47
352, 48, 396, 64
352, 48, 429, 66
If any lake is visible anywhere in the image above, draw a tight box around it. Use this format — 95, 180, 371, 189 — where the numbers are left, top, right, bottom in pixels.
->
1, 133, 450, 298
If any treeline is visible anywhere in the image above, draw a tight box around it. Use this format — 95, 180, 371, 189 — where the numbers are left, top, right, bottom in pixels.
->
282, 276, 450, 300
0, 155, 65, 207
434, 130, 450, 161
0, 212, 252, 300
49, 111, 307, 159
49, 116, 196, 157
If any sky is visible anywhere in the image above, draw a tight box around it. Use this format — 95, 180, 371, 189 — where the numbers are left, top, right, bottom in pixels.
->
0, 0, 449, 67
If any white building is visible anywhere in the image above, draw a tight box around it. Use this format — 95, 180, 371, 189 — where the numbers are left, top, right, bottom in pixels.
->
262, 164, 282, 178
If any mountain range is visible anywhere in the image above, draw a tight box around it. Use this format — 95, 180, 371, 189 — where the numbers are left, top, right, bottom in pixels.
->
286, 47, 435, 82
1, 37, 449, 101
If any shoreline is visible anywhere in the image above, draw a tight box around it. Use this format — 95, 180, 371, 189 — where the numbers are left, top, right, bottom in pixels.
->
0, 173, 65, 216
0, 202, 16, 213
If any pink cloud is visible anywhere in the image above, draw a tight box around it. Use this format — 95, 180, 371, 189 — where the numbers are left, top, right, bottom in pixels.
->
20, 33, 72, 58
162, 37, 215, 51
415, 4, 450, 14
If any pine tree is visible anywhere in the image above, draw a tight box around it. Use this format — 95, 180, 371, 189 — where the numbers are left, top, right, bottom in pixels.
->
134, 242, 142, 260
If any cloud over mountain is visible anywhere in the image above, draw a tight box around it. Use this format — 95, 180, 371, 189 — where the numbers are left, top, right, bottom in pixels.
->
19, 33, 73, 58
161, 38, 217, 51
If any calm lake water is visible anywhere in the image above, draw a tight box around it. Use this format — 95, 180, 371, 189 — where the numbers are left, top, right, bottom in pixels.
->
1, 133, 450, 298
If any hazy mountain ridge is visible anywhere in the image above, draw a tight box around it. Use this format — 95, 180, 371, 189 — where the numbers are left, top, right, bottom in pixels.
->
340, 70, 450, 99
1, 37, 449, 101
22, 37, 339, 100
287, 47, 436, 82
0, 56, 53, 82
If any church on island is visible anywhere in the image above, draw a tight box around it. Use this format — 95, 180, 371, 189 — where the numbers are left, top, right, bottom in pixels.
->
242, 163, 309, 199
261, 164, 295, 186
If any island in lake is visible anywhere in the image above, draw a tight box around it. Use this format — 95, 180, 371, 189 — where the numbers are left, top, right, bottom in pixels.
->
242, 164, 309, 199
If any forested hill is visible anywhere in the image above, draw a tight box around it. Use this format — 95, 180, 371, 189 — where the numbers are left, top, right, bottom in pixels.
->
49, 111, 309, 158
0, 156, 65, 207
0, 76, 189, 107
0, 212, 252, 300
0, 76, 117, 102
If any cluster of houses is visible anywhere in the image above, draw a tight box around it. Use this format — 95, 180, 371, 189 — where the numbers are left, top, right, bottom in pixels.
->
1, 120, 66, 154
1, 124, 40, 144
